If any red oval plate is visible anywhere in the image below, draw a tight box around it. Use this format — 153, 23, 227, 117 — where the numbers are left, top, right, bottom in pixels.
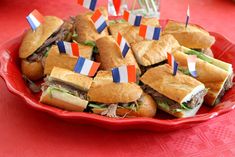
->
0, 30, 235, 131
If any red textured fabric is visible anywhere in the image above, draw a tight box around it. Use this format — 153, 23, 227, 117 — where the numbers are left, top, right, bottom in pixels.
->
0, 0, 235, 157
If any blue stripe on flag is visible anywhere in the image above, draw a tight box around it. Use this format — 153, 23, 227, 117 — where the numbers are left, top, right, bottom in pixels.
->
57, 41, 66, 53
89, 0, 97, 11
185, 16, 189, 28
153, 27, 161, 40
74, 57, 85, 73
173, 61, 178, 76
190, 71, 197, 77
26, 16, 37, 30
112, 68, 120, 83
134, 16, 142, 26
122, 43, 129, 57
97, 21, 107, 33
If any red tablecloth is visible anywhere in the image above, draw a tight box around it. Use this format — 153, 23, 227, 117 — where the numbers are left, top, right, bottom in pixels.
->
0, 0, 235, 157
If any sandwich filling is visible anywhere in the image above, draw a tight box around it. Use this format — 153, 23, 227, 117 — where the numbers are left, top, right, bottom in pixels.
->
27, 21, 74, 63
42, 77, 87, 100
142, 85, 207, 112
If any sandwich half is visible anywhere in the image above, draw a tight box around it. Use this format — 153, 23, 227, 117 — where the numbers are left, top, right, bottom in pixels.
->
87, 71, 157, 118
40, 67, 93, 111
19, 16, 73, 80
173, 50, 233, 106
140, 64, 207, 118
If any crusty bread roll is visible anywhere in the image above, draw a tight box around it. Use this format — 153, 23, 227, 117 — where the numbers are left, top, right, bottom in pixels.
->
87, 71, 143, 104
108, 22, 132, 40
131, 34, 180, 66
49, 67, 93, 91
140, 64, 205, 104
163, 20, 215, 49
21, 59, 44, 80
92, 93, 157, 118
44, 45, 93, 75
40, 86, 88, 112
96, 36, 141, 74
173, 51, 229, 106
75, 7, 109, 43
19, 16, 63, 58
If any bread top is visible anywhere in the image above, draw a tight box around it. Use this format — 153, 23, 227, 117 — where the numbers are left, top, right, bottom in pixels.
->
96, 36, 141, 74
131, 34, 180, 66
49, 67, 93, 92
108, 22, 132, 40
163, 20, 215, 48
19, 16, 64, 58
75, 8, 109, 43
140, 64, 205, 104
87, 71, 143, 104
173, 50, 229, 105
141, 17, 160, 27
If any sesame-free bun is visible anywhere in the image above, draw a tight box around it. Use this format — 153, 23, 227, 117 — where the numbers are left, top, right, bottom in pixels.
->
21, 59, 44, 81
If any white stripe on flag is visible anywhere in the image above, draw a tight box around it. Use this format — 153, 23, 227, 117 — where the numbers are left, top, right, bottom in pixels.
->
64, 42, 72, 56
84, 0, 91, 9
128, 14, 136, 25
80, 59, 93, 75
119, 38, 126, 52
119, 66, 128, 83
146, 26, 155, 40
188, 62, 196, 71
94, 16, 105, 29
29, 14, 40, 28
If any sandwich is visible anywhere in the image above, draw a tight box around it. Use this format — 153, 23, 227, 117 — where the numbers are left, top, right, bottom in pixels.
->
140, 64, 207, 118
74, 7, 109, 43
19, 16, 73, 80
40, 67, 93, 111
109, 17, 159, 44
131, 34, 180, 68
96, 36, 141, 75
44, 44, 93, 75
87, 71, 157, 118
163, 20, 215, 56
172, 50, 233, 106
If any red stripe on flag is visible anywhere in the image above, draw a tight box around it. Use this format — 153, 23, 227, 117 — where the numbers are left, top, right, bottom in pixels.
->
127, 65, 136, 82
117, 32, 122, 45
77, 0, 84, 5
91, 10, 102, 22
123, 10, 129, 22
31, 9, 44, 23
139, 25, 147, 38
88, 62, 100, 77
71, 43, 79, 57
167, 53, 172, 66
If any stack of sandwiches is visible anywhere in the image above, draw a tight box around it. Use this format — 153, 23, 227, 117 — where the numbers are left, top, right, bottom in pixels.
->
19, 7, 233, 119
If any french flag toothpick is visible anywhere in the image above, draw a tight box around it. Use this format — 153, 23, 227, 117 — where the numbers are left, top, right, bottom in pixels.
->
185, 5, 190, 28
57, 41, 80, 57
117, 33, 130, 58
187, 55, 197, 77
123, 10, 142, 26
74, 57, 100, 77
112, 65, 136, 83
167, 53, 178, 76
77, 0, 97, 11
139, 25, 161, 40
26, 9, 44, 31
91, 9, 107, 33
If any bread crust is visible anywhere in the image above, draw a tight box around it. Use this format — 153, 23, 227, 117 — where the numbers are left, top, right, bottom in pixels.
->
140, 64, 204, 104
92, 93, 157, 118
40, 87, 88, 112
96, 36, 140, 74
19, 16, 63, 58
21, 59, 44, 80
173, 51, 229, 106
87, 71, 143, 103
163, 20, 215, 49
131, 34, 180, 66
44, 45, 92, 75
108, 22, 132, 40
